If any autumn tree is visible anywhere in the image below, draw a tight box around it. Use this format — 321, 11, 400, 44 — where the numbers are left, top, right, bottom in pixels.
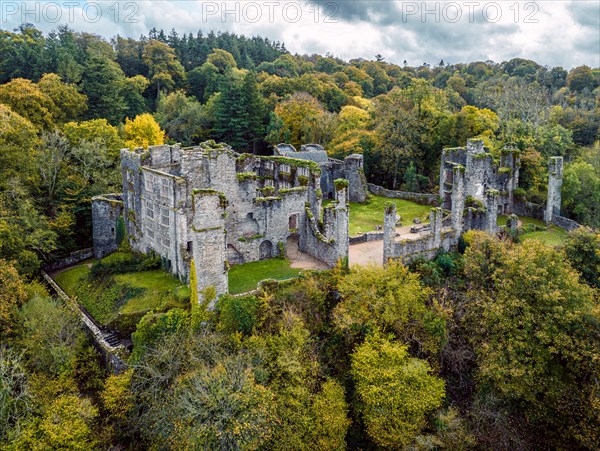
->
0, 78, 56, 129
463, 232, 600, 448
333, 262, 446, 356
142, 39, 185, 99
37, 73, 87, 123
267, 92, 335, 149
0, 260, 27, 337
124, 113, 165, 149
351, 333, 445, 448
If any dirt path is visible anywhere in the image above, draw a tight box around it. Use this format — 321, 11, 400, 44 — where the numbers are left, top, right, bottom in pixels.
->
348, 224, 435, 267
286, 236, 329, 270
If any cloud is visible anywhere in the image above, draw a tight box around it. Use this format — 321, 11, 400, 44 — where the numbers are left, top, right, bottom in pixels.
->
0, 1, 597, 68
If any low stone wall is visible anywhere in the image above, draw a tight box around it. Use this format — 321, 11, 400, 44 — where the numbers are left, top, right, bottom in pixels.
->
44, 248, 94, 272
41, 271, 127, 374
551, 215, 580, 231
349, 231, 384, 244
513, 199, 545, 220
367, 183, 439, 206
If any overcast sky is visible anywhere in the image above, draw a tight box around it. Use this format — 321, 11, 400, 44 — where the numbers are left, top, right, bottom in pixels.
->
1, 1, 598, 68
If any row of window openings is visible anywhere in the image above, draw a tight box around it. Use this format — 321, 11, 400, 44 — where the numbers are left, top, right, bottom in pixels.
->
146, 204, 170, 225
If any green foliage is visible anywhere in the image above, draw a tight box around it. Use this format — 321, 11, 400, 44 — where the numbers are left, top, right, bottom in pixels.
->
333, 262, 446, 355
19, 295, 82, 376
89, 252, 160, 277
0, 260, 27, 338
217, 294, 259, 335
562, 146, 600, 228
563, 227, 600, 288
130, 309, 189, 362
463, 232, 600, 447
351, 332, 445, 448
0, 349, 31, 442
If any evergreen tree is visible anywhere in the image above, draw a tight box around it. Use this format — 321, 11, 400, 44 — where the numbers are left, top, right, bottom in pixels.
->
81, 55, 127, 124
213, 70, 249, 151
242, 71, 267, 153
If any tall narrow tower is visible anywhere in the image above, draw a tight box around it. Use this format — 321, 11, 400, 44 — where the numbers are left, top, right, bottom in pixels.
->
545, 157, 564, 224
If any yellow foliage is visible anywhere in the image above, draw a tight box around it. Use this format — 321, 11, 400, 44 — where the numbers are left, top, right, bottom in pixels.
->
124, 113, 165, 149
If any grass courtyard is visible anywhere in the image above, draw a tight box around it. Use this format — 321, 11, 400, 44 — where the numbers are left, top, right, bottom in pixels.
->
348, 195, 432, 236
497, 215, 568, 246
228, 259, 302, 294
53, 252, 189, 332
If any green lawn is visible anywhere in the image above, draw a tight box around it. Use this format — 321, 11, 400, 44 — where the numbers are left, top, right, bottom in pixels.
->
521, 227, 568, 246
348, 195, 432, 236
54, 264, 91, 296
53, 253, 189, 327
228, 259, 302, 294
494, 215, 567, 246
497, 215, 547, 227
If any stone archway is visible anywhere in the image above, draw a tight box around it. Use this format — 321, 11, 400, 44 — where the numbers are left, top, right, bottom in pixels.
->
259, 240, 273, 260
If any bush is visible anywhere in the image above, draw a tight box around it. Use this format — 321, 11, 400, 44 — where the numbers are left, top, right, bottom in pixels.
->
90, 253, 160, 278
217, 294, 259, 335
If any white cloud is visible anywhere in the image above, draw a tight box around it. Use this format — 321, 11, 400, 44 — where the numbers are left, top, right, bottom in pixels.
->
1, 1, 597, 68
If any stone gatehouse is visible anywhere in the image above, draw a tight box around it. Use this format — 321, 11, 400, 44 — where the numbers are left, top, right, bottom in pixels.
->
93, 141, 365, 301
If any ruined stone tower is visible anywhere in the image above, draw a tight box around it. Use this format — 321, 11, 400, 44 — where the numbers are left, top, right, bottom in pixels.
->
545, 156, 563, 224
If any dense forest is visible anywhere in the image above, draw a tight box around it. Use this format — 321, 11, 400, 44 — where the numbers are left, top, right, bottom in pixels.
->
1, 25, 599, 449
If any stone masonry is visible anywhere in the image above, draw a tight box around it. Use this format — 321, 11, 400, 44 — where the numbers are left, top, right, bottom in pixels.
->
92, 194, 124, 259
93, 141, 350, 302
384, 139, 565, 264
273, 143, 368, 202
545, 156, 563, 224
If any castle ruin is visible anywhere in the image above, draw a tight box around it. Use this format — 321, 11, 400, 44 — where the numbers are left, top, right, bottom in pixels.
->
93, 141, 366, 302
384, 139, 567, 263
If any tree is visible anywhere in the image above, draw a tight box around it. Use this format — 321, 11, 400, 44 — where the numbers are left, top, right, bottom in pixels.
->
142, 40, 185, 99
81, 55, 127, 124
0, 348, 31, 442
268, 92, 334, 149
336, 105, 370, 134
567, 65, 595, 93
463, 233, 600, 448
35, 395, 98, 450
124, 113, 165, 149
0, 78, 56, 129
121, 75, 150, 118
213, 70, 250, 150
333, 262, 445, 355
351, 333, 445, 448
37, 73, 87, 123
242, 71, 268, 153
156, 91, 209, 146
0, 104, 39, 186
0, 260, 27, 337
63, 119, 123, 160
19, 295, 82, 376
562, 146, 600, 228
563, 227, 600, 288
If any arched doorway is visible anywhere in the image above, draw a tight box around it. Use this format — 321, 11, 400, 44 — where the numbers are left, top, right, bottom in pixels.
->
259, 240, 273, 260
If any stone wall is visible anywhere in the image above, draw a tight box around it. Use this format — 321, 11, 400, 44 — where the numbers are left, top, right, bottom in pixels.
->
367, 183, 439, 206
551, 215, 580, 231
91, 194, 124, 259
513, 199, 545, 220
44, 248, 94, 272
349, 231, 384, 244
384, 206, 457, 264
106, 142, 350, 303
191, 191, 228, 303
299, 186, 349, 267
42, 271, 127, 374
545, 156, 564, 223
